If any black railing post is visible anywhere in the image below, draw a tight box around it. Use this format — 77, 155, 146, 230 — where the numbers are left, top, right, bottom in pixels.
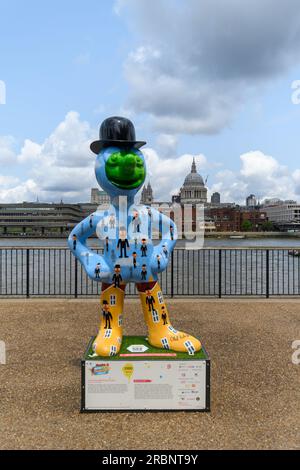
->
171, 250, 174, 298
26, 249, 30, 298
218, 249, 222, 298
266, 249, 270, 298
74, 258, 78, 298
0, 249, 2, 295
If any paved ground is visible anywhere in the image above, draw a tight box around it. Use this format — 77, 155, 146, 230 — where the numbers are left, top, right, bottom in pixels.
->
0, 298, 299, 450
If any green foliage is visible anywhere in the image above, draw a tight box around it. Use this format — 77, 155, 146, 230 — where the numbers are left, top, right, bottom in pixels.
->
241, 219, 253, 231
261, 221, 274, 232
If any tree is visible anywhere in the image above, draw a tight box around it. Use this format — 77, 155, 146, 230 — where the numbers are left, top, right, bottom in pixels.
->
262, 221, 274, 232
241, 220, 253, 232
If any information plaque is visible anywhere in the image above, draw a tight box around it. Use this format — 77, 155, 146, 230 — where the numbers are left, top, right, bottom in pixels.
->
81, 336, 210, 412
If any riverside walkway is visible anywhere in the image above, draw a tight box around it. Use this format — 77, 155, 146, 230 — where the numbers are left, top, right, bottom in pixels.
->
0, 298, 299, 450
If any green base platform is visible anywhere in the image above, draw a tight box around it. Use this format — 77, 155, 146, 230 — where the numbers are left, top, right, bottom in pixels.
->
81, 336, 210, 412
83, 335, 208, 361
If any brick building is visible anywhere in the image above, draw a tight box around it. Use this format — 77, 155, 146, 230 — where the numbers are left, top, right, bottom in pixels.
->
205, 206, 241, 232
241, 210, 267, 231
205, 207, 267, 232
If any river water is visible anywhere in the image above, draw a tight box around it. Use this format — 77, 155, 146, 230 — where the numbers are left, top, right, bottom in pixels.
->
0, 237, 300, 248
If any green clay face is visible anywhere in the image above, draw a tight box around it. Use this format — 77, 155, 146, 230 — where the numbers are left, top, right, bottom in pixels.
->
105, 151, 146, 189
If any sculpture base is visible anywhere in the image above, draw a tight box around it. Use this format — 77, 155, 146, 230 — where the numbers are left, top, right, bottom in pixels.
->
81, 336, 210, 412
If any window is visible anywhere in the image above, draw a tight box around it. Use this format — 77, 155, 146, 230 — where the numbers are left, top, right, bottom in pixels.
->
151, 310, 159, 323
110, 345, 117, 356
118, 315, 123, 326
184, 340, 196, 355
161, 337, 170, 350
168, 325, 178, 334
110, 295, 116, 306
157, 291, 164, 304
104, 329, 112, 338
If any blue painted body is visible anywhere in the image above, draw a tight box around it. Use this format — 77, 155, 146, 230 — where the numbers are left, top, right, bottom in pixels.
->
68, 147, 177, 284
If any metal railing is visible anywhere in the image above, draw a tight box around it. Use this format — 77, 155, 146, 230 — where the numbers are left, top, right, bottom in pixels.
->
0, 247, 300, 298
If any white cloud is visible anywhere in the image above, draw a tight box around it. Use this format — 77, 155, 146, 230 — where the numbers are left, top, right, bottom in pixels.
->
40, 111, 94, 168
0, 110, 207, 203
211, 150, 300, 204
16, 111, 93, 168
0, 136, 16, 164
0, 179, 38, 204
0, 112, 96, 203
17, 139, 41, 163
240, 151, 284, 178
0, 175, 19, 188
1, 112, 299, 206
292, 169, 300, 195
142, 148, 207, 200
0, 111, 207, 202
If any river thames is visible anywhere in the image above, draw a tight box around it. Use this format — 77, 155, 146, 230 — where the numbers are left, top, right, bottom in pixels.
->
0, 236, 300, 248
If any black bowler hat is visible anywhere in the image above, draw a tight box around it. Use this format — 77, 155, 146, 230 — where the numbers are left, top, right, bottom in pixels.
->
90, 116, 146, 154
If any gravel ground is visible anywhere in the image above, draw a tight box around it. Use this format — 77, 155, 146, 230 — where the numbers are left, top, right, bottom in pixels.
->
0, 298, 299, 450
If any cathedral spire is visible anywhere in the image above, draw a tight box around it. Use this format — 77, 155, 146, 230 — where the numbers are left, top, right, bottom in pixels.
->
140, 180, 154, 204
191, 157, 197, 173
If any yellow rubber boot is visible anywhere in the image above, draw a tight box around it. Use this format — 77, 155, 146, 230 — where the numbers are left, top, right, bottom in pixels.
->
92, 283, 125, 357
137, 282, 201, 354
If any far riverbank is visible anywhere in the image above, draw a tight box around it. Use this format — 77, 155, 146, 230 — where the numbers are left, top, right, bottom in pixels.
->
205, 231, 300, 238
1, 231, 299, 241
1, 236, 300, 248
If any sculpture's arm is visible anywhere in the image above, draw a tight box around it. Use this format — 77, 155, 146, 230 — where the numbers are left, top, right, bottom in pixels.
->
149, 208, 177, 274
68, 211, 111, 282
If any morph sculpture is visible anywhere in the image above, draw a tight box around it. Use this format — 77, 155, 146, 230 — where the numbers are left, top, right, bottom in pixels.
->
68, 116, 201, 356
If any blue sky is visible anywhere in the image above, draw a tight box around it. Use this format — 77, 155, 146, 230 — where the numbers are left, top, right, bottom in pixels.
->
1, 0, 300, 203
